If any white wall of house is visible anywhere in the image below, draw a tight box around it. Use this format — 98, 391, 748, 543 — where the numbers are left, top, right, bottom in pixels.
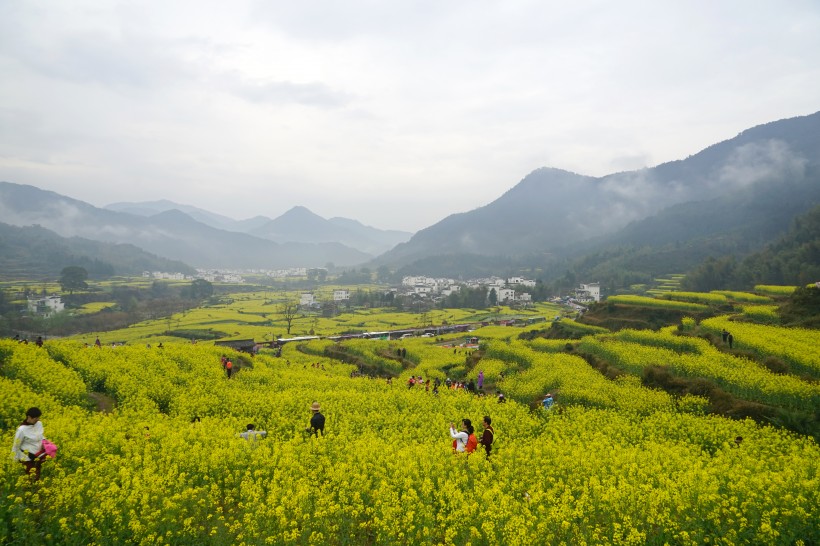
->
577, 283, 601, 302
333, 290, 350, 301
28, 295, 64, 316
300, 293, 315, 306
489, 287, 516, 302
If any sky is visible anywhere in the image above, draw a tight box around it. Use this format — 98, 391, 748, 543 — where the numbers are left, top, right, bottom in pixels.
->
1, 1, 819, 233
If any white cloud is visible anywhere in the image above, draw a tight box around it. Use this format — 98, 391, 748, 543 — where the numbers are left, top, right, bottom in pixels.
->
1, 0, 819, 232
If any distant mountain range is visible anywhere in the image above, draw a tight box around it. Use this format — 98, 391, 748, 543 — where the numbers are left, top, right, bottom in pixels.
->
1, 111, 818, 279
376, 111, 820, 273
104, 201, 412, 256
0, 184, 374, 269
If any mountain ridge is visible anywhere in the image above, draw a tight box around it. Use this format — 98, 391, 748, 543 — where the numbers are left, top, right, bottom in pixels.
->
375, 111, 820, 269
0, 183, 371, 269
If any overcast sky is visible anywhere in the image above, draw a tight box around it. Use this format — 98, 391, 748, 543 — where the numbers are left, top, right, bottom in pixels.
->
1, 1, 818, 232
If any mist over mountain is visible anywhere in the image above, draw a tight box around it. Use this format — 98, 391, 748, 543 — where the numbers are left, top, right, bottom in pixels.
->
375, 111, 820, 274
251, 206, 412, 255
105, 201, 411, 256
0, 221, 195, 279
105, 199, 241, 230
0, 183, 370, 269
3, 111, 818, 279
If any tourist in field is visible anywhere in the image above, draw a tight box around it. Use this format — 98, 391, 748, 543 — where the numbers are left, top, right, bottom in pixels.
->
225, 359, 233, 379
450, 419, 477, 454
11, 407, 49, 480
309, 401, 325, 436
542, 393, 554, 410
450, 420, 469, 453
721, 329, 729, 343
727, 333, 734, 349
35, 336, 43, 347
497, 390, 506, 403
95, 336, 101, 348
239, 424, 267, 441
477, 370, 484, 390
479, 416, 494, 457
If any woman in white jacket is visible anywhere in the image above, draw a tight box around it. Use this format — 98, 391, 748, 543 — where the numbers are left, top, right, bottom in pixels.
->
11, 407, 46, 480
449, 419, 471, 453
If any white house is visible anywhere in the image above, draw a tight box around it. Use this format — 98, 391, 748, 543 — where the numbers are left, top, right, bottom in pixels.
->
333, 289, 350, 301
576, 283, 601, 303
488, 287, 516, 303
441, 286, 461, 297
28, 295, 64, 316
300, 293, 315, 306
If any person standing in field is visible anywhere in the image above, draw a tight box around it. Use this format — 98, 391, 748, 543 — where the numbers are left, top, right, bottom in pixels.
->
727, 333, 734, 349
542, 393, 554, 410
309, 401, 325, 436
450, 419, 477, 454
239, 424, 267, 440
721, 329, 729, 343
11, 407, 47, 480
225, 359, 233, 379
479, 416, 494, 457
450, 420, 468, 453
477, 370, 484, 390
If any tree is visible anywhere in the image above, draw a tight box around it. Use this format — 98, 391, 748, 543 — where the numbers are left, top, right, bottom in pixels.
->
189, 279, 214, 300
280, 300, 299, 335
488, 288, 498, 306
60, 266, 88, 294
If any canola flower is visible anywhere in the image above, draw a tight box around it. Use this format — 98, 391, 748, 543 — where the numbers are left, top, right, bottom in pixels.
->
701, 317, 820, 379
0, 339, 817, 545
605, 295, 710, 312
582, 329, 820, 411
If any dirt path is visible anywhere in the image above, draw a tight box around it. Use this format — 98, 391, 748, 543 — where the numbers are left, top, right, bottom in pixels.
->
88, 392, 116, 413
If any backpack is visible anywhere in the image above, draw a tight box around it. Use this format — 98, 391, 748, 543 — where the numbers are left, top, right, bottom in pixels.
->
465, 433, 478, 453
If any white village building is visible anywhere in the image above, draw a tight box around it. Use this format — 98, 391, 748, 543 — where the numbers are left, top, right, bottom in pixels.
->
28, 295, 65, 316
333, 289, 350, 301
576, 283, 601, 303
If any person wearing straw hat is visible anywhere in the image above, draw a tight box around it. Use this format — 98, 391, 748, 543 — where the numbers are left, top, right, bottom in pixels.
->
308, 401, 325, 436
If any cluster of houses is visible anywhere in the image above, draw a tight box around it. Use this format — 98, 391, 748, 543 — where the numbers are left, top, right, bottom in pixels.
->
142, 270, 246, 283
295, 277, 602, 312
401, 275, 536, 304
547, 282, 601, 314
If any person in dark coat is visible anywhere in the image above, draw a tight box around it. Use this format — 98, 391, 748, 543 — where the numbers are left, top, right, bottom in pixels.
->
309, 401, 325, 436
479, 416, 494, 457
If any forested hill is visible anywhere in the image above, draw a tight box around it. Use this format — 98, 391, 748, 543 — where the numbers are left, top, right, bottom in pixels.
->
0, 222, 196, 279
374, 111, 820, 273
682, 204, 820, 291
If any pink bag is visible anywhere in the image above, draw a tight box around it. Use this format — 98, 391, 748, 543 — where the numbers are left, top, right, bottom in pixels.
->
42, 439, 58, 459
